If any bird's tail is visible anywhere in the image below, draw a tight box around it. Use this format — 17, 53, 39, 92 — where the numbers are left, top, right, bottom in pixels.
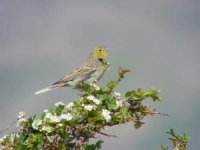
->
34, 87, 52, 95
35, 84, 61, 95
35, 82, 65, 95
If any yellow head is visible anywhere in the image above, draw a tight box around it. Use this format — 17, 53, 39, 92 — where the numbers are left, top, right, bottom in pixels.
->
90, 46, 108, 60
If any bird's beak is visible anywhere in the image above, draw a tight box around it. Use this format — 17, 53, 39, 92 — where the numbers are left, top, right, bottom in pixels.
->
105, 47, 110, 52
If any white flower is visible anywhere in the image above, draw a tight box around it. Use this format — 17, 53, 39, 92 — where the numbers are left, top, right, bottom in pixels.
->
93, 98, 101, 105
17, 118, 27, 127
41, 126, 53, 133
116, 100, 123, 108
32, 119, 42, 130
0, 134, 7, 143
66, 102, 74, 109
18, 111, 26, 119
45, 113, 52, 119
90, 83, 100, 90
84, 105, 96, 111
44, 113, 60, 123
87, 95, 96, 100
87, 95, 101, 105
102, 109, 111, 122
49, 115, 60, 123
55, 102, 65, 107
59, 113, 73, 121
43, 109, 48, 113
114, 92, 121, 99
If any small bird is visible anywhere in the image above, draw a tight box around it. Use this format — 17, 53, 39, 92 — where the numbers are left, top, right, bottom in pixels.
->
35, 46, 109, 95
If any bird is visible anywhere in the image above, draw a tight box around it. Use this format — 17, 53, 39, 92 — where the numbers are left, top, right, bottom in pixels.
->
34, 46, 109, 95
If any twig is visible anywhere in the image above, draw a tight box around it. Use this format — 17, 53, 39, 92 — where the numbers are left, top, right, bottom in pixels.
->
146, 110, 169, 116
172, 143, 181, 150
97, 131, 117, 138
0, 120, 16, 135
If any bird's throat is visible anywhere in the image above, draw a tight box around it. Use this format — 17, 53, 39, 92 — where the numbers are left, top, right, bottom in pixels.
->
98, 58, 103, 62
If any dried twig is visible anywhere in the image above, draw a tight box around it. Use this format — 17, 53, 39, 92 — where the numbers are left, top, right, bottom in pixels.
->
97, 131, 117, 138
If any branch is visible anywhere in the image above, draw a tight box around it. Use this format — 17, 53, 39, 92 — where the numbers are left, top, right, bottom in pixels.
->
161, 128, 190, 150
0, 68, 166, 150
97, 131, 117, 138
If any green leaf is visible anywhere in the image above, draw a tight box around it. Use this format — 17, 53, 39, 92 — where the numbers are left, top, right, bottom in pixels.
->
88, 113, 103, 123
144, 88, 161, 101
107, 101, 116, 110
125, 90, 133, 98
160, 144, 168, 150
134, 121, 143, 129
107, 80, 117, 90
118, 67, 132, 79
84, 140, 103, 150
49, 106, 55, 114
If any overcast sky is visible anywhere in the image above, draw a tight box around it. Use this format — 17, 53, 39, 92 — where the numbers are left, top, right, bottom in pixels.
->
0, 1, 200, 149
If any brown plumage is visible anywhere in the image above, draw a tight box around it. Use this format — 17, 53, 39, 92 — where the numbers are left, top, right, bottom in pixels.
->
35, 46, 109, 95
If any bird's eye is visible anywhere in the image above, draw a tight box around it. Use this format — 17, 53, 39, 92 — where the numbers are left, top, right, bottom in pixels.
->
98, 49, 102, 52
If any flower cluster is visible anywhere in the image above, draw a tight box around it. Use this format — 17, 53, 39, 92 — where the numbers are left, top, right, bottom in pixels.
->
102, 109, 111, 122
114, 91, 124, 108
89, 82, 100, 91
17, 111, 27, 128
83, 104, 96, 111
44, 112, 73, 123
87, 95, 101, 105
55, 102, 65, 107
31, 105, 74, 132
66, 102, 74, 109
0, 135, 7, 149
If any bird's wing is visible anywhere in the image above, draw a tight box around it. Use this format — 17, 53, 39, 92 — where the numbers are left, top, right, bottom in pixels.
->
52, 62, 97, 85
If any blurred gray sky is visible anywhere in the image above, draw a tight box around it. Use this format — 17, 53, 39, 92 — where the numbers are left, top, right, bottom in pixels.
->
0, 1, 200, 149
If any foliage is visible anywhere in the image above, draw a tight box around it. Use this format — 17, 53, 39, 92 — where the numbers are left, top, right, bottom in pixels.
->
0, 68, 164, 150
160, 129, 190, 150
